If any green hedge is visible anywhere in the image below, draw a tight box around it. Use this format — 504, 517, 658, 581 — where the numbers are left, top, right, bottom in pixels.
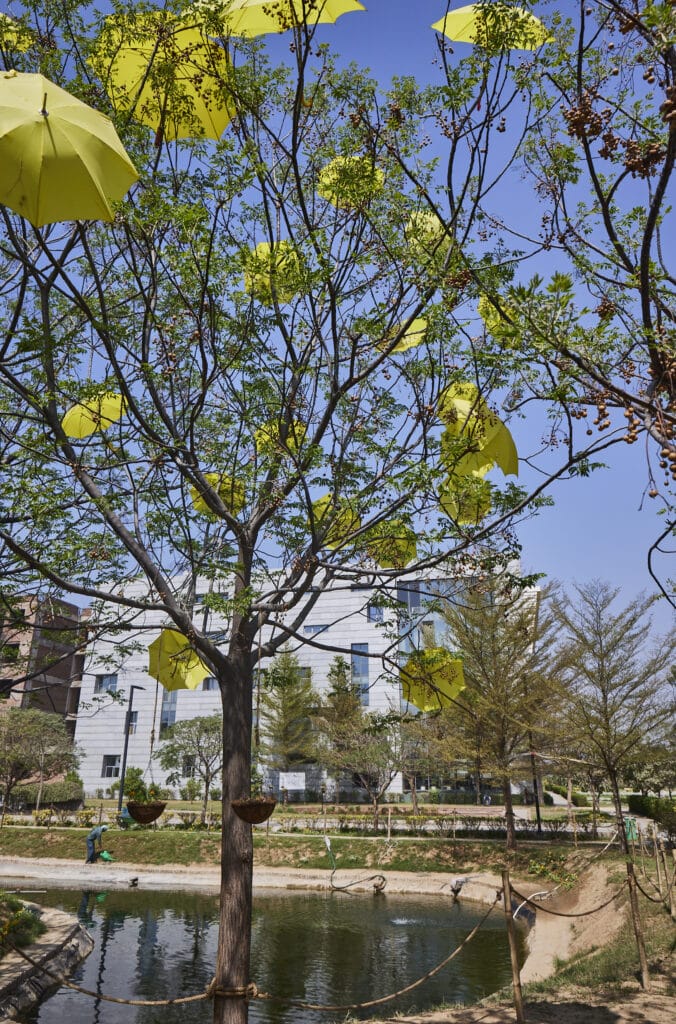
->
15, 778, 84, 808
627, 794, 675, 823
545, 783, 589, 807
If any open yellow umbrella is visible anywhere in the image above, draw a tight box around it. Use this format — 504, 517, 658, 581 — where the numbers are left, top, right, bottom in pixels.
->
377, 318, 427, 354
432, 4, 553, 51
401, 648, 465, 713
255, 417, 306, 457
438, 381, 518, 477
0, 71, 138, 227
312, 493, 360, 550
91, 11, 233, 141
61, 393, 127, 439
405, 211, 453, 264
0, 14, 33, 52
439, 474, 492, 525
148, 629, 210, 692
194, 0, 365, 37
365, 519, 417, 568
243, 241, 306, 305
190, 472, 245, 516
317, 155, 384, 209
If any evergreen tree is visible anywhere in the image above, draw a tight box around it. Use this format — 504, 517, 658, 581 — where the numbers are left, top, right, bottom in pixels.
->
259, 650, 315, 771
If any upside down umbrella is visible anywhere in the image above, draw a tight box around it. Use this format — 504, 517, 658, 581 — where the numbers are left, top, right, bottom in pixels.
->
0, 70, 138, 227
61, 393, 127, 439
401, 648, 465, 713
148, 629, 211, 692
432, 4, 553, 51
194, 0, 365, 37
91, 10, 233, 141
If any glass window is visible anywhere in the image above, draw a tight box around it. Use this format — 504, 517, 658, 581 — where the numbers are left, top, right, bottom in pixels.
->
128, 710, 138, 735
94, 673, 118, 694
101, 754, 120, 779
182, 756, 196, 779
299, 667, 312, 684
202, 676, 219, 692
160, 689, 177, 735
351, 643, 369, 706
367, 603, 383, 623
303, 624, 328, 636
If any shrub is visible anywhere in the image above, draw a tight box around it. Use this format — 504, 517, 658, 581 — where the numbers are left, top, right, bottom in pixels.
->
0, 896, 46, 956
179, 779, 202, 802
209, 788, 222, 801
15, 776, 84, 809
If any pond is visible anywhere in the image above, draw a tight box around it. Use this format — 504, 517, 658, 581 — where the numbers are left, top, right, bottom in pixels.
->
17, 884, 527, 1024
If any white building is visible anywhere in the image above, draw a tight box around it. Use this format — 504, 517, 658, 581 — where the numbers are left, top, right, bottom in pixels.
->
73, 569, 515, 798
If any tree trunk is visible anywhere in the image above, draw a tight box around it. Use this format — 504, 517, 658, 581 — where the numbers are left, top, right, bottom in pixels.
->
213, 656, 254, 1024
609, 769, 628, 855
474, 752, 482, 806
372, 794, 380, 832
407, 772, 419, 815
502, 774, 517, 852
201, 784, 209, 826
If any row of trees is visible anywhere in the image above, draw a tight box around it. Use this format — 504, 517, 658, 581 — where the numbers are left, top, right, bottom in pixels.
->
249, 580, 675, 850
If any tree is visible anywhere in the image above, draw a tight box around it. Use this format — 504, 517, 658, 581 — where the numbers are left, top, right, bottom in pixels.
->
0, 4, 672, 1022
155, 715, 223, 824
0, 708, 78, 824
258, 649, 315, 772
552, 580, 675, 853
442, 585, 557, 850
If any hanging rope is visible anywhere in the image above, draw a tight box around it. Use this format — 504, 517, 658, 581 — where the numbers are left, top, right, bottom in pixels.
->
633, 874, 667, 905
509, 879, 628, 918
323, 835, 386, 893
10, 894, 499, 1013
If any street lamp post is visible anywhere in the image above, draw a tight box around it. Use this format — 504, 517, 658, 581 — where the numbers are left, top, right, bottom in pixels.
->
117, 685, 145, 813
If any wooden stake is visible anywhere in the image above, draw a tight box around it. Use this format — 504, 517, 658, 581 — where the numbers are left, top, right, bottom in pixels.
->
653, 824, 664, 899
501, 868, 526, 1023
626, 861, 651, 991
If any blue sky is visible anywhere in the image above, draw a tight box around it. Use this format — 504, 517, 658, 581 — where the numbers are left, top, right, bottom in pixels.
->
285, 0, 675, 632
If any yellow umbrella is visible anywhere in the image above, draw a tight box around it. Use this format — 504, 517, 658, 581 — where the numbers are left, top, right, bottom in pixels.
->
439, 475, 492, 525
312, 493, 360, 549
0, 13, 33, 52
478, 294, 518, 342
432, 4, 552, 51
401, 648, 465, 713
91, 11, 233, 141
317, 155, 384, 209
255, 417, 306, 457
61, 393, 127, 438
243, 241, 306, 305
148, 629, 211, 692
438, 381, 518, 477
194, 0, 365, 37
0, 71, 138, 227
190, 472, 245, 515
377, 318, 427, 353
365, 519, 417, 568
405, 211, 453, 264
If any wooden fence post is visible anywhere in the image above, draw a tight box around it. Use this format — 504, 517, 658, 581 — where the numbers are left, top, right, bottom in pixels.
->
501, 868, 526, 1023
626, 861, 651, 991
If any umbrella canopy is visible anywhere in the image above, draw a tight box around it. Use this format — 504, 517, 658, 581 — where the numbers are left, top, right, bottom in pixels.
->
61, 393, 127, 438
377, 318, 427, 354
190, 472, 246, 515
438, 381, 518, 477
439, 474, 492, 525
148, 629, 211, 692
195, 0, 365, 37
432, 4, 552, 51
255, 417, 306, 457
91, 11, 233, 141
401, 648, 465, 713
243, 241, 306, 304
365, 519, 417, 568
312, 493, 360, 550
317, 155, 384, 209
0, 13, 33, 52
0, 71, 138, 227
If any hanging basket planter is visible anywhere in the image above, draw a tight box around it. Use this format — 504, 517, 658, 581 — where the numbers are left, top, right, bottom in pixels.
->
126, 801, 166, 825
231, 797, 276, 825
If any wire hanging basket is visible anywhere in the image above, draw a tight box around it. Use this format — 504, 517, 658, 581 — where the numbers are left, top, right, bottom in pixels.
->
231, 797, 276, 824
126, 801, 166, 825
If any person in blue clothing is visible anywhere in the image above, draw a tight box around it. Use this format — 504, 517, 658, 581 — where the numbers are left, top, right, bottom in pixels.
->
85, 824, 109, 863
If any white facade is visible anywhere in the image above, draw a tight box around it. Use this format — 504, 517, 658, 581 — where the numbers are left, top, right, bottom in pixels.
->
74, 575, 406, 797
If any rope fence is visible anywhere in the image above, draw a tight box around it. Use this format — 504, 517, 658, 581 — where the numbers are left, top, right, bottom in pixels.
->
11, 839, 672, 1020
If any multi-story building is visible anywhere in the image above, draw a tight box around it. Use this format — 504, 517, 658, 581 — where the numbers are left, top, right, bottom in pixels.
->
73, 570, 469, 798
0, 594, 86, 736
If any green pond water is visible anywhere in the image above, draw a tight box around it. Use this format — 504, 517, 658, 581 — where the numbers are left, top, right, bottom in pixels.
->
16, 884, 527, 1024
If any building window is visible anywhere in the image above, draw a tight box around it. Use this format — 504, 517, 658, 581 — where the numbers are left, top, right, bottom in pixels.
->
202, 676, 219, 692
0, 643, 20, 665
299, 667, 312, 684
160, 689, 177, 736
127, 710, 138, 735
303, 624, 328, 636
94, 673, 118, 694
101, 754, 120, 779
397, 581, 421, 614
367, 603, 383, 623
351, 643, 369, 706
182, 756, 196, 779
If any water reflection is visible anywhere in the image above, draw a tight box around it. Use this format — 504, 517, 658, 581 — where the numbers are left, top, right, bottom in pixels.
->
21, 886, 525, 1024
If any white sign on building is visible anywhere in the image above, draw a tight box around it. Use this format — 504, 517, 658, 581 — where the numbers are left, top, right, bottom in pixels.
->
279, 772, 306, 791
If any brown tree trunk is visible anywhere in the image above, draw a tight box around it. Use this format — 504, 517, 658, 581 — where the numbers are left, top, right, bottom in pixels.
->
502, 775, 517, 851
609, 769, 628, 855
214, 656, 254, 1024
